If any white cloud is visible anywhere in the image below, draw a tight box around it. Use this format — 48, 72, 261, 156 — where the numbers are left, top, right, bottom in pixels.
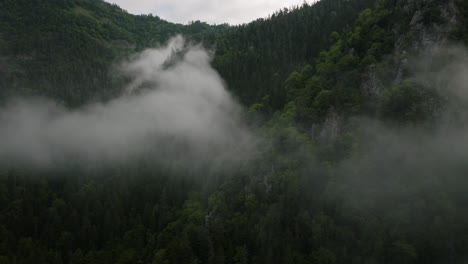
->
0, 36, 256, 168
105, 0, 307, 25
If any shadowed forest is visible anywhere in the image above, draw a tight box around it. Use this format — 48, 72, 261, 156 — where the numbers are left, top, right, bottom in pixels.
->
0, 0, 468, 263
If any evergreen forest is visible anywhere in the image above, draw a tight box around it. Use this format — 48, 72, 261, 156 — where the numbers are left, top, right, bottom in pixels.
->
1, 0, 468, 263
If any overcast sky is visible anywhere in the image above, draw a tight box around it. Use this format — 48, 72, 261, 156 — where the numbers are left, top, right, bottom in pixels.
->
105, 0, 308, 25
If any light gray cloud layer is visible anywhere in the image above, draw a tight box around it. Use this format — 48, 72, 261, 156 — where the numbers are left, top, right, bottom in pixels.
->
105, 0, 307, 24
0, 36, 255, 168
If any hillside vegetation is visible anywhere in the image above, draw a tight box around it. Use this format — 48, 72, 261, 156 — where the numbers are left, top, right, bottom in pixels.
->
0, 0, 468, 263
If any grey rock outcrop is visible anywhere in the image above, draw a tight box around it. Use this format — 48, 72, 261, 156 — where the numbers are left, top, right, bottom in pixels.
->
362, 0, 460, 97
312, 107, 341, 145
394, 0, 459, 83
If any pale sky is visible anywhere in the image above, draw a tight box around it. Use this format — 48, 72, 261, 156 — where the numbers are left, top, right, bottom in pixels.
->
105, 0, 307, 25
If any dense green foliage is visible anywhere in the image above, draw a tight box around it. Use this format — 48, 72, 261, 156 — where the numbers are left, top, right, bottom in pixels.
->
211, 0, 377, 109
1, 0, 468, 263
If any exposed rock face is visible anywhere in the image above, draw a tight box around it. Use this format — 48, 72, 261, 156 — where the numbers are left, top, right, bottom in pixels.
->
361, 65, 385, 101
317, 0, 461, 143
312, 107, 341, 145
393, 0, 459, 84
361, 0, 460, 97
204, 209, 217, 229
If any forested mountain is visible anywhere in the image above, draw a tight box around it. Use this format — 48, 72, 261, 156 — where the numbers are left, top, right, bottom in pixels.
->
211, 0, 377, 107
1, 0, 468, 263
0, 0, 223, 106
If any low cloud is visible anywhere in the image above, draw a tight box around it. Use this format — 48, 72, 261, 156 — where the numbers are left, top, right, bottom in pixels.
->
0, 36, 256, 168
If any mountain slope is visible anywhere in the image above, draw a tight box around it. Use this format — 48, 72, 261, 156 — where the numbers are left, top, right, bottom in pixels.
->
0, 0, 468, 264
0, 0, 379, 107
212, 0, 377, 108
0, 0, 222, 106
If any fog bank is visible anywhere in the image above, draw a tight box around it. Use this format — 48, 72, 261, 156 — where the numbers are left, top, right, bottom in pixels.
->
0, 36, 255, 168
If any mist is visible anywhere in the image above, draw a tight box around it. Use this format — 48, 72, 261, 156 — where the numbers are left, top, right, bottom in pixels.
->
0, 36, 256, 168
328, 45, 468, 215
